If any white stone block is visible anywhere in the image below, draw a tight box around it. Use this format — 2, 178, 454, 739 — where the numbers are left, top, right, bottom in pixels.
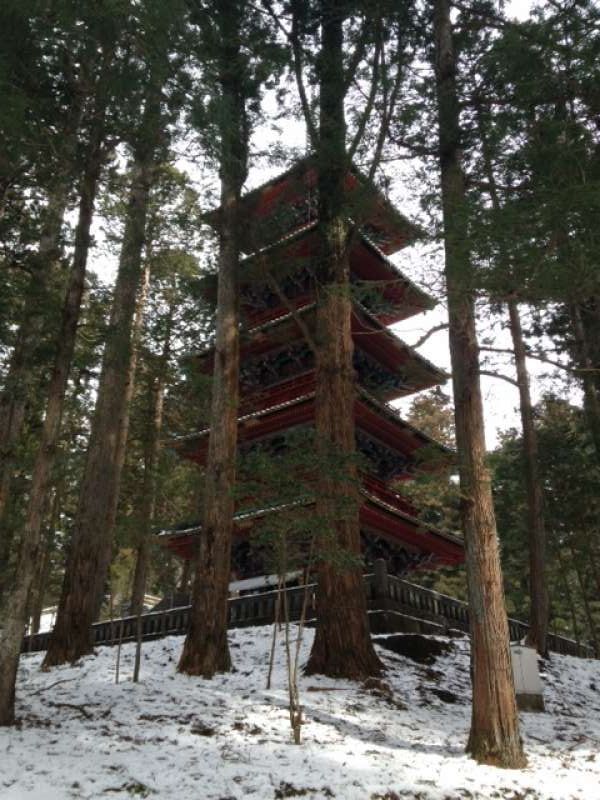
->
510, 643, 545, 712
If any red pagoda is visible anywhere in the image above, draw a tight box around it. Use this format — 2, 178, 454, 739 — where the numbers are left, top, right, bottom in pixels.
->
159, 160, 464, 578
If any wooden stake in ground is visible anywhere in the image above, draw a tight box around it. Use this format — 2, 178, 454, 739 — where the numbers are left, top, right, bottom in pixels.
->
432, 0, 526, 768
133, 612, 143, 684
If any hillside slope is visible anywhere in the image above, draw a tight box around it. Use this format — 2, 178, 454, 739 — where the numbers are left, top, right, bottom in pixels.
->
2, 626, 599, 799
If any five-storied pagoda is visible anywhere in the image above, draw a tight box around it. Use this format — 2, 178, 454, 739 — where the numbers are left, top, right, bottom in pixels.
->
159, 159, 464, 579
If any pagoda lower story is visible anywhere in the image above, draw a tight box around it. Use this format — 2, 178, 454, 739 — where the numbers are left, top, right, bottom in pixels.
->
159, 159, 464, 580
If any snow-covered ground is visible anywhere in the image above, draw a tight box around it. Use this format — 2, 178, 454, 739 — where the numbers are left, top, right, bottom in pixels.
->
2, 627, 599, 800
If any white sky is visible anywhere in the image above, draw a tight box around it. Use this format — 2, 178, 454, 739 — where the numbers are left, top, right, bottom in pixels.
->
90, 0, 567, 450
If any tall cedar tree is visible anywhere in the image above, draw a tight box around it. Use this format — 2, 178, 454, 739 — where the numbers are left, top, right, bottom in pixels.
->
571, 302, 600, 463
492, 398, 600, 650
43, 14, 177, 666
507, 301, 548, 655
0, 2, 99, 528
432, 0, 525, 767
304, 0, 382, 679
178, 0, 249, 677
130, 303, 174, 615
477, 5, 600, 463
0, 11, 122, 723
0, 74, 110, 722
475, 103, 548, 655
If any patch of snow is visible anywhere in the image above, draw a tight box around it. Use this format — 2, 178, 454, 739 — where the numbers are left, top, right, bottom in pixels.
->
2, 627, 599, 799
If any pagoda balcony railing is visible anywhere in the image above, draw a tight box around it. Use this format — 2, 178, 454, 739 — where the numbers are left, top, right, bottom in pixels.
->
22, 561, 593, 659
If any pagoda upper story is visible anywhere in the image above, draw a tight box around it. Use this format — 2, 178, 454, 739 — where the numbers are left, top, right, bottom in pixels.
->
207, 157, 423, 257
161, 160, 464, 576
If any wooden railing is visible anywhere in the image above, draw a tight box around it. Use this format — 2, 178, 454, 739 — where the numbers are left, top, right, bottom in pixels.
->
23, 561, 592, 658
366, 562, 592, 657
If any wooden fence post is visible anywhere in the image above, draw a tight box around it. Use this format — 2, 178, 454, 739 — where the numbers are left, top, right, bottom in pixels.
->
373, 559, 389, 607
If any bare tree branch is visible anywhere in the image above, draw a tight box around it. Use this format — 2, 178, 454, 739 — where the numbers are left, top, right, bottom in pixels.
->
389, 135, 438, 158
289, 2, 318, 148
410, 322, 449, 349
257, 257, 318, 354
260, 0, 318, 148
343, 17, 373, 94
348, 28, 383, 161
367, 32, 406, 181
479, 346, 598, 375
479, 370, 519, 387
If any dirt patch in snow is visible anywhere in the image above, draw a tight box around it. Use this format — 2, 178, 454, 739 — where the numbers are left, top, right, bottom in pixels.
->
373, 634, 453, 664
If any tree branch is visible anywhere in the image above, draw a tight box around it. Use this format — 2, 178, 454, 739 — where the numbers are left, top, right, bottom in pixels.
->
348, 28, 382, 161
289, 2, 318, 149
343, 17, 373, 94
367, 32, 404, 181
479, 346, 597, 375
260, 0, 318, 148
479, 370, 519, 387
257, 257, 318, 354
389, 135, 437, 158
410, 323, 449, 349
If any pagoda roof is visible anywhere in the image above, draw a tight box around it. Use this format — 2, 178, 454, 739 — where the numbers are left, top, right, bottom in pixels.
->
235, 221, 435, 326
168, 388, 453, 474
156, 493, 463, 567
191, 301, 446, 404
352, 303, 448, 392
356, 387, 453, 456
204, 157, 425, 256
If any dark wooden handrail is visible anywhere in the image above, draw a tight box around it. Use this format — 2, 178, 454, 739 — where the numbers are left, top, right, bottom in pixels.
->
22, 561, 593, 658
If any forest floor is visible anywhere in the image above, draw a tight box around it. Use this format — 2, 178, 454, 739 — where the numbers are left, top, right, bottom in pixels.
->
2, 625, 599, 800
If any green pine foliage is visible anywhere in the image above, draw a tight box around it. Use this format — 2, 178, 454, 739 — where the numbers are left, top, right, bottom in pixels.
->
492, 396, 600, 647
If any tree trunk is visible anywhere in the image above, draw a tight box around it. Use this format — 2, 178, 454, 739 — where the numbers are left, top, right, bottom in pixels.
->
0, 186, 68, 525
0, 65, 89, 529
433, 0, 525, 768
556, 549, 581, 644
178, 0, 246, 679
29, 515, 57, 636
130, 312, 172, 617
6, 110, 104, 590
569, 546, 599, 655
304, 0, 382, 680
43, 108, 159, 668
570, 302, 600, 462
586, 543, 600, 599
87, 264, 150, 622
507, 301, 549, 655
177, 477, 201, 594
0, 122, 107, 723
475, 103, 549, 656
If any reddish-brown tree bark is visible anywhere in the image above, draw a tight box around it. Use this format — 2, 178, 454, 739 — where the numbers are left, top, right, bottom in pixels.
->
130, 310, 172, 616
475, 103, 549, 656
304, 0, 382, 680
178, 0, 247, 678
507, 301, 548, 656
570, 302, 600, 462
0, 105, 107, 720
43, 102, 160, 669
433, 0, 525, 768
